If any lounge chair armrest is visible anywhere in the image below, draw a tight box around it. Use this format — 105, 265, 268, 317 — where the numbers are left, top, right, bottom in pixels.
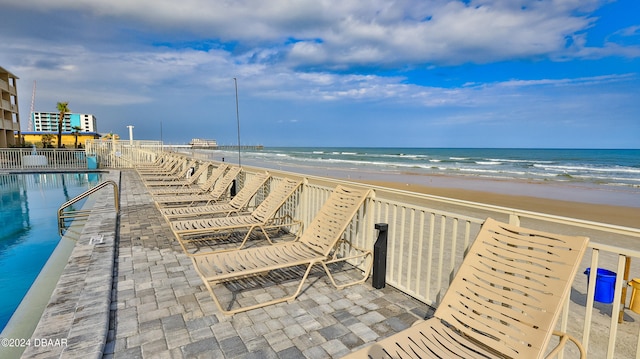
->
545, 330, 586, 359
329, 238, 370, 260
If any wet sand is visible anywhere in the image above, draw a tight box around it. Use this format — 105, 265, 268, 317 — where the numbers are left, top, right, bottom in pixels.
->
357, 178, 640, 229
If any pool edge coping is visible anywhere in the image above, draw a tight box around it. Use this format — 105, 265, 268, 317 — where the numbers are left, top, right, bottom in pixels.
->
5, 170, 120, 359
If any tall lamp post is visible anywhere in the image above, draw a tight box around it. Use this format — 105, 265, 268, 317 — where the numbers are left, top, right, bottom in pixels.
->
127, 125, 134, 145
233, 77, 241, 167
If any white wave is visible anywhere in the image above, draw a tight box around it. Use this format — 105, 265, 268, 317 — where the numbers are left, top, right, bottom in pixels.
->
487, 158, 555, 164
534, 164, 640, 174
572, 174, 640, 183
459, 168, 503, 174
217, 148, 640, 190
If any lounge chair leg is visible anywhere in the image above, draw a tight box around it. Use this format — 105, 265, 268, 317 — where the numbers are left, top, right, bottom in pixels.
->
235, 228, 255, 250
322, 250, 372, 290
203, 263, 317, 316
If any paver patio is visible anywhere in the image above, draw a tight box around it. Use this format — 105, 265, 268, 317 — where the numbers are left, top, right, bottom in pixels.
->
104, 170, 426, 359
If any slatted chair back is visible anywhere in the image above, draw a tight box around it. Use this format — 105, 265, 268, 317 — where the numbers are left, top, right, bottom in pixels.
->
184, 162, 212, 184
433, 218, 589, 359
199, 163, 229, 190
226, 172, 271, 209
173, 159, 198, 178
146, 157, 193, 177
299, 185, 371, 256
250, 178, 302, 223
207, 166, 242, 199
158, 155, 180, 170
135, 152, 167, 169
137, 155, 179, 173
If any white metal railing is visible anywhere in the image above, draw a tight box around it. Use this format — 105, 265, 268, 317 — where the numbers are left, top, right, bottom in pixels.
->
0, 148, 88, 170
57, 180, 120, 235
133, 151, 640, 358
85, 139, 164, 168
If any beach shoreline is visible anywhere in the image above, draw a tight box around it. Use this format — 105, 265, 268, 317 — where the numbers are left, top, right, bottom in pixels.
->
258, 161, 640, 228
206, 149, 640, 229
253, 160, 640, 229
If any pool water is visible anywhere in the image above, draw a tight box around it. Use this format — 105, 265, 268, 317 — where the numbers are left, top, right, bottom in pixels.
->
0, 173, 101, 331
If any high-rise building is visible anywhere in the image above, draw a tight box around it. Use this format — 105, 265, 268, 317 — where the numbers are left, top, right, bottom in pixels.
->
0, 66, 20, 147
32, 112, 98, 133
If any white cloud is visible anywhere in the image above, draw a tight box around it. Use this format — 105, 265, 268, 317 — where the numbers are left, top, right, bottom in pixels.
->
496, 73, 637, 88
2, 0, 637, 147
288, 42, 328, 65
0, 0, 611, 67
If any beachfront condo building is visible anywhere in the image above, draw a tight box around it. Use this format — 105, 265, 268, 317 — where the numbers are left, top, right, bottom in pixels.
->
0, 66, 21, 148
32, 112, 98, 133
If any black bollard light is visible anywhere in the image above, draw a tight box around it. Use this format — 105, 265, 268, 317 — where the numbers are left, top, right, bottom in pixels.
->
372, 223, 389, 289
230, 179, 237, 197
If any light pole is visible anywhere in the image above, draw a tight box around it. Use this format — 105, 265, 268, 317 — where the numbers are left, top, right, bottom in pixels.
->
126, 125, 134, 145
233, 77, 241, 167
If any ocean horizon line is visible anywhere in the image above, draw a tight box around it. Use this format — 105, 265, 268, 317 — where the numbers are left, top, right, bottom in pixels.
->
256, 146, 640, 150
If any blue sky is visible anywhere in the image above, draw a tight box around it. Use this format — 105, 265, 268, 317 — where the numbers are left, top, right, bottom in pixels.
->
1, 0, 639, 148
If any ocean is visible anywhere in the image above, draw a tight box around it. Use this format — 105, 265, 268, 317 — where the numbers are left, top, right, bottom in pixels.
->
196, 147, 640, 206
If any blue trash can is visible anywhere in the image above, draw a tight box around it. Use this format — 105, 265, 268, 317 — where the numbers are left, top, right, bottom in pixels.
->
584, 268, 617, 304
87, 155, 98, 169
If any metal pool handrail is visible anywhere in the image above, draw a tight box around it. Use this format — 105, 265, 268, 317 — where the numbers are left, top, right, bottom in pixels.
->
57, 180, 120, 235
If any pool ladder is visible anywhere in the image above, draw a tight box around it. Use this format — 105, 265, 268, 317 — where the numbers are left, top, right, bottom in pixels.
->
57, 180, 120, 236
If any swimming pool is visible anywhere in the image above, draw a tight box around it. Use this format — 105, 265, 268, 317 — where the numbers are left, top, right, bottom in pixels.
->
0, 172, 101, 332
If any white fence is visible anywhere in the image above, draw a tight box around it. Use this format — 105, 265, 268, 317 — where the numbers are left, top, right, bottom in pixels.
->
85, 139, 163, 168
0, 148, 88, 170
1, 140, 163, 170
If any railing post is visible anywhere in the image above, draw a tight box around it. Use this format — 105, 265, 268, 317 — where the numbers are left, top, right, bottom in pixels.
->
372, 223, 389, 289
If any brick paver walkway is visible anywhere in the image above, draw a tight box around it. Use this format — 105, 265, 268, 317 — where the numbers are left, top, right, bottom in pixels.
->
103, 170, 426, 359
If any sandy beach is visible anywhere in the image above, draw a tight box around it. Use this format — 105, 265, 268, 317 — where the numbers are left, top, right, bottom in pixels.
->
356, 178, 640, 229
229, 152, 640, 229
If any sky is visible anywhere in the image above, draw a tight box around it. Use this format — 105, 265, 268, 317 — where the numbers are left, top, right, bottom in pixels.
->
1, 0, 639, 148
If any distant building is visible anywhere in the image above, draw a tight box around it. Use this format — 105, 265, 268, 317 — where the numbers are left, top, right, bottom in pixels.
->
21, 131, 101, 148
190, 138, 218, 148
32, 112, 98, 133
0, 66, 21, 147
